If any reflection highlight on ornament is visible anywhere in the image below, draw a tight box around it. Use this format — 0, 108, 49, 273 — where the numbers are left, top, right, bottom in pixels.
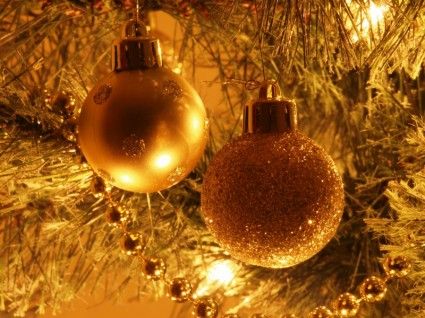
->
191, 115, 202, 132
153, 152, 173, 169
118, 171, 135, 185
189, 114, 207, 141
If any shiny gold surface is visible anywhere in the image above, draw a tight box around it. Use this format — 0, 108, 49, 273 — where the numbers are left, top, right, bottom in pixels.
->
78, 68, 208, 193
112, 19, 162, 71
201, 131, 344, 268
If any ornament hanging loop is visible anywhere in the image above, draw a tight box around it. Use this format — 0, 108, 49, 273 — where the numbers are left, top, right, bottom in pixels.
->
124, 0, 148, 37
123, 18, 148, 37
133, 0, 147, 32
243, 80, 298, 134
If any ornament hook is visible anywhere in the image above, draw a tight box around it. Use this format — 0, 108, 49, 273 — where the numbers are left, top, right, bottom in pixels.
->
135, 0, 145, 24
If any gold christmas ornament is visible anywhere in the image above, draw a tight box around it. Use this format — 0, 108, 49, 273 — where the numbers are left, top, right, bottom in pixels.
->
333, 293, 359, 317
43, 89, 79, 142
383, 255, 411, 278
142, 257, 166, 280
359, 276, 387, 302
201, 81, 344, 268
78, 16, 208, 193
168, 277, 193, 303
192, 297, 219, 318
309, 306, 334, 318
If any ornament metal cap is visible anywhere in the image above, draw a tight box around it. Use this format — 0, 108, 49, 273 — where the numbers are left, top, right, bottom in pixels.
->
112, 18, 162, 71
243, 80, 297, 133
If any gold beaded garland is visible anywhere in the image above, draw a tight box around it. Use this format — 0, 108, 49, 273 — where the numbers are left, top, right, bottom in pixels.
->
383, 255, 411, 278
309, 306, 334, 318
142, 257, 166, 280
359, 276, 387, 302
101, 191, 399, 318
47, 90, 77, 119
61, 124, 78, 142
90, 176, 110, 198
120, 233, 143, 255
169, 277, 193, 303
192, 297, 219, 318
43, 89, 79, 142
333, 293, 359, 317
98, 161, 405, 318
105, 205, 128, 227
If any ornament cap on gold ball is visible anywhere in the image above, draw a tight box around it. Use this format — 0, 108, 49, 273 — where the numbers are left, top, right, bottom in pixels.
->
78, 4, 208, 193
243, 80, 297, 134
201, 78, 344, 268
112, 11, 162, 71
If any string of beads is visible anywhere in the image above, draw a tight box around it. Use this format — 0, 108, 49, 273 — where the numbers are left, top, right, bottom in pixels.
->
90, 176, 412, 318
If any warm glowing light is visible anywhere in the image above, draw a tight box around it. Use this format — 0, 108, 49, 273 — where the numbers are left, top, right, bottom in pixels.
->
119, 173, 134, 184
347, 1, 388, 43
206, 260, 235, 286
191, 116, 202, 132
154, 153, 172, 169
351, 33, 359, 43
368, 2, 387, 26
360, 2, 387, 31
189, 115, 206, 139
194, 286, 209, 298
193, 260, 238, 298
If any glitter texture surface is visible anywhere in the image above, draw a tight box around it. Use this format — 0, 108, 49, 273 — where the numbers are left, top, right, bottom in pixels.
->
161, 80, 183, 100
201, 131, 344, 268
122, 133, 146, 158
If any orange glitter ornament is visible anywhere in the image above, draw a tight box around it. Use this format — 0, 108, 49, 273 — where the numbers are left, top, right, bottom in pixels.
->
201, 81, 344, 268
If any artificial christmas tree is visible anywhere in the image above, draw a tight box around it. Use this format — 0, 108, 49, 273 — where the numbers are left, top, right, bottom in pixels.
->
0, 0, 424, 317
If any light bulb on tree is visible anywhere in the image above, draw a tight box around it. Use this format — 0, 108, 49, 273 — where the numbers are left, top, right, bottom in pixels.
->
206, 260, 235, 286
201, 81, 344, 268
78, 9, 208, 193
348, 1, 388, 43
